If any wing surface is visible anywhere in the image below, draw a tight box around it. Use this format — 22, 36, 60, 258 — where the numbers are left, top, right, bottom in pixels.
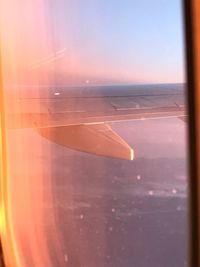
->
6, 84, 186, 160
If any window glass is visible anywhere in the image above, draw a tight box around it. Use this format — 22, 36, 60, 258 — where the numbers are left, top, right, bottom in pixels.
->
0, 1, 188, 267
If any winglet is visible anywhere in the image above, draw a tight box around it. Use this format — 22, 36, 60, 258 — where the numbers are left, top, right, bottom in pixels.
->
37, 123, 134, 161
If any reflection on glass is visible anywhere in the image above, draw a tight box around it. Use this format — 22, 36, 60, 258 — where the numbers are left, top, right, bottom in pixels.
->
0, 1, 188, 267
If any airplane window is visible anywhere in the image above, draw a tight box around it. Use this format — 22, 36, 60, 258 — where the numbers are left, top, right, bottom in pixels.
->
0, 0, 188, 267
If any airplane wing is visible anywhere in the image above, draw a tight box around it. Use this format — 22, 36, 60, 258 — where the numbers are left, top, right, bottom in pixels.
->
6, 84, 186, 160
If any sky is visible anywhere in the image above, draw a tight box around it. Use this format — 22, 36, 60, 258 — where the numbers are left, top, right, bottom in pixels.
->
1, 0, 185, 85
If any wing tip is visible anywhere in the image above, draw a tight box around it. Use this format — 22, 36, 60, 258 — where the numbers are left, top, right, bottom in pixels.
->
130, 148, 134, 161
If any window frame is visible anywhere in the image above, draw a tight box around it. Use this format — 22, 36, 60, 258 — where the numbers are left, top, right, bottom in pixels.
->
184, 0, 200, 265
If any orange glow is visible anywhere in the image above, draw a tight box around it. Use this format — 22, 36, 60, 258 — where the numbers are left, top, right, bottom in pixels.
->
0, 205, 5, 235
0, 1, 62, 266
0, 73, 22, 267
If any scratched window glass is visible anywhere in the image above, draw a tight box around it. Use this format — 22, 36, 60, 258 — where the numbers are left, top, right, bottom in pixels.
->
0, 1, 188, 267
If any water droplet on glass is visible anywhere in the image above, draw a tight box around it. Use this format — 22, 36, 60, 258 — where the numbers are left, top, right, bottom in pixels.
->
54, 92, 60, 96
172, 188, 177, 194
177, 206, 181, 211
64, 254, 68, 262
148, 190, 154, 196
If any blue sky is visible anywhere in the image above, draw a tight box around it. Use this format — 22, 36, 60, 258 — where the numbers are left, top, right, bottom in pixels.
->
46, 0, 185, 84
1, 0, 185, 85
